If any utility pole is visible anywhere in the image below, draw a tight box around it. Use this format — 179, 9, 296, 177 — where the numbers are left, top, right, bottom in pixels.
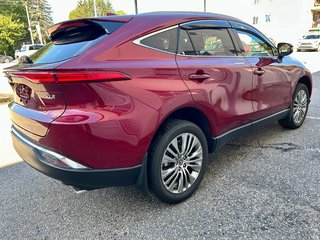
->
25, 3, 34, 45
93, 0, 97, 16
36, 22, 43, 45
204, 0, 206, 13
134, 0, 138, 14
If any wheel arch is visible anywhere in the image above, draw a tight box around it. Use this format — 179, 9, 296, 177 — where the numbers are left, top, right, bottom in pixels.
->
297, 75, 312, 97
150, 106, 215, 154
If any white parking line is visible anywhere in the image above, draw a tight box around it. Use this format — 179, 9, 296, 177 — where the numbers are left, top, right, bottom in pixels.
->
307, 116, 320, 120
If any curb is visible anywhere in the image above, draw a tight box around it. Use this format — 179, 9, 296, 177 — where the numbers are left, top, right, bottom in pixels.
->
0, 94, 13, 103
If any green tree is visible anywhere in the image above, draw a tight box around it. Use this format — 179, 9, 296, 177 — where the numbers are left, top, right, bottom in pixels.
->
116, 10, 126, 15
27, 0, 53, 44
0, 14, 25, 56
0, 0, 53, 55
0, 0, 27, 24
69, 0, 125, 20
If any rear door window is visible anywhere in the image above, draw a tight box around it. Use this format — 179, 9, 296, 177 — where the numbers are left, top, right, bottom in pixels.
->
179, 28, 237, 56
178, 29, 196, 55
31, 21, 125, 64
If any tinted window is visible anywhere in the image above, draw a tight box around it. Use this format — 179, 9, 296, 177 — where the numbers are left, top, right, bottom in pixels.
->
34, 45, 43, 50
236, 30, 273, 56
31, 21, 124, 64
304, 34, 320, 39
140, 28, 178, 53
178, 29, 196, 55
31, 35, 105, 64
180, 28, 236, 56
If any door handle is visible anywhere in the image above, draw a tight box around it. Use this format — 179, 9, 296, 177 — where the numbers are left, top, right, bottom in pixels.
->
254, 68, 265, 76
188, 73, 210, 81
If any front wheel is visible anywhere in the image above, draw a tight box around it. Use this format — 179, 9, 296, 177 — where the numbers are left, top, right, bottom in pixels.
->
148, 120, 208, 204
279, 83, 309, 129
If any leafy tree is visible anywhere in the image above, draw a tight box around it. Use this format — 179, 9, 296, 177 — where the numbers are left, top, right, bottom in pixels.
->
69, 0, 125, 20
0, 0, 27, 24
0, 0, 53, 55
0, 14, 26, 56
27, 0, 53, 44
116, 10, 126, 15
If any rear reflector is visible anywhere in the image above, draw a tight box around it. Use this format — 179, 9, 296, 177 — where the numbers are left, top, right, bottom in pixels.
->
9, 71, 131, 83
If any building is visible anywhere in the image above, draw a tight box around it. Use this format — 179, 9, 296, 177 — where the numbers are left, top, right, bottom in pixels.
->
209, 0, 318, 45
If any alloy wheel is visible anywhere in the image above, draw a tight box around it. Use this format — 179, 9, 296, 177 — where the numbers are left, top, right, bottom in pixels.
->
161, 133, 203, 194
293, 89, 308, 125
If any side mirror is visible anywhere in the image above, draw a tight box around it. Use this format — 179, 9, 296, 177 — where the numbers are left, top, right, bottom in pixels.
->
278, 42, 293, 57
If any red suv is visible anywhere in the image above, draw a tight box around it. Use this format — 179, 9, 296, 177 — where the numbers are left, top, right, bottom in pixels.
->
5, 12, 312, 203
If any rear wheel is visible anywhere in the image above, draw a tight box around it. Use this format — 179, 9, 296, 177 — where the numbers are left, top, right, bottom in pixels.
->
279, 83, 309, 129
148, 120, 208, 204
3, 58, 10, 63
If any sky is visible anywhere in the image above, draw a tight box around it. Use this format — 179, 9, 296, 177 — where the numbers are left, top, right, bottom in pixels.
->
48, 0, 236, 23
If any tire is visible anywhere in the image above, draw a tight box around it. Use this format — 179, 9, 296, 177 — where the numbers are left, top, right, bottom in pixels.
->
148, 119, 208, 204
3, 58, 10, 63
279, 83, 309, 129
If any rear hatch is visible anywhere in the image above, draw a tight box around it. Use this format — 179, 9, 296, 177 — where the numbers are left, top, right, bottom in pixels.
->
5, 18, 128, 137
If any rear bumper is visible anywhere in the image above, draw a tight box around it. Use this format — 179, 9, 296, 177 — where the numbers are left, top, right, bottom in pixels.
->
12, 127, 145, 189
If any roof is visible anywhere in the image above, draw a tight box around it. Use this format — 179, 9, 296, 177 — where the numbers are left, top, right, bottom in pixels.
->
139, 11, 242, 21
91, 11, 243, 24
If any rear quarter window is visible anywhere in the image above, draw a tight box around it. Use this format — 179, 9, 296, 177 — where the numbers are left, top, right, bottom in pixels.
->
137, 27, 178, 54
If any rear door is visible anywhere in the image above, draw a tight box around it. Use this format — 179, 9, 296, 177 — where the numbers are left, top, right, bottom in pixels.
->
175, 20, 255, 136
230, 22, 292, 120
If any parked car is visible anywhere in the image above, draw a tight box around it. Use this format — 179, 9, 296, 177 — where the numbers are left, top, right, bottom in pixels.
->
5, 12, 312, 203
0, 55, 13, 63
14, 44, 43, 60
297, 33, 320, 51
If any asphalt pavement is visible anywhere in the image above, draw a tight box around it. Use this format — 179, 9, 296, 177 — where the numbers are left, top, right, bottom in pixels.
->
0, 52, 320, 239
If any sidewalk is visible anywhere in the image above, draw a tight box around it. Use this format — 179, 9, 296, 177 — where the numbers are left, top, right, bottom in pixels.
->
0, 62, 15, 103
0, 63, 22, 167
0, 103, 22, 167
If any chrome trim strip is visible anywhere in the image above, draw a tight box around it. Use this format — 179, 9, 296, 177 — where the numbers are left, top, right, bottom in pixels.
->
12, 128, 89, 169
133, 25, 178, 55
216, 109, 290, 139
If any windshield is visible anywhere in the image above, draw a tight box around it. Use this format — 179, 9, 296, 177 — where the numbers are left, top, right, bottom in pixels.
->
303, 35, 320, 39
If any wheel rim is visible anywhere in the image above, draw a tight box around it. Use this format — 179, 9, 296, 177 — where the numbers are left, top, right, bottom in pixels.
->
161, 133, 203, 194
293, 89, 308, 124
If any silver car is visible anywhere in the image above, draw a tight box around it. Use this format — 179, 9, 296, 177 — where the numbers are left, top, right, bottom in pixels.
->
297, 34, 320, 51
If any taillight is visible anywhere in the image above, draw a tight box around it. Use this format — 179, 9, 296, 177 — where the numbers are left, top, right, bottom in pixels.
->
8, 71, 131, 83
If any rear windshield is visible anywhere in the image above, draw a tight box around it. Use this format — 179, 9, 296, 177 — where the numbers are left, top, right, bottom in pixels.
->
31, 21, 125, 64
